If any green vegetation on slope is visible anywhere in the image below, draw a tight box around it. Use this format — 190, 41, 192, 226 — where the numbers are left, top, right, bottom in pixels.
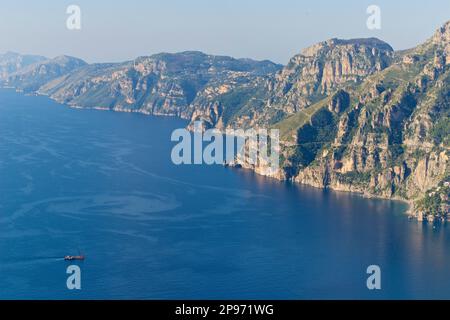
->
272, 98, 329, 142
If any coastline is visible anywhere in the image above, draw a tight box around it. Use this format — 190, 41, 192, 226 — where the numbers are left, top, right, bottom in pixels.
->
0, 87, 431, 222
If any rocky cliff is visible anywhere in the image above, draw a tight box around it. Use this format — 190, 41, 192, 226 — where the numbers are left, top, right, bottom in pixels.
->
234, 21, 450, 221
187, 37, 395, 131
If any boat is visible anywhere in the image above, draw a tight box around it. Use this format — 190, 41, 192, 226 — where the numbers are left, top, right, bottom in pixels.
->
64, 255, 85, 261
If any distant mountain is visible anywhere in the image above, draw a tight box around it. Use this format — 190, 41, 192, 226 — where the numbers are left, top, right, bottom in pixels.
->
0, 20, 448, 220
2, 55, 87, 92
0, 52, 46, 81
38, 51, 282, 122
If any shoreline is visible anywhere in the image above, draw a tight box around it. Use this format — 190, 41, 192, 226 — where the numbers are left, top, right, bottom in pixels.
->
228, 163, 415, 216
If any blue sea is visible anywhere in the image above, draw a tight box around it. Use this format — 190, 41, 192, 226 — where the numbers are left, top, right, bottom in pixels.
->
0, 88, 449, 299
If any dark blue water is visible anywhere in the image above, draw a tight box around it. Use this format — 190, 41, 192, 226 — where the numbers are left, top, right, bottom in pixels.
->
0, 88, 449, 299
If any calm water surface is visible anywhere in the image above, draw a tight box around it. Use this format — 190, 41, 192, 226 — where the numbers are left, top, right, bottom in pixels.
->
0, 89, 449, 299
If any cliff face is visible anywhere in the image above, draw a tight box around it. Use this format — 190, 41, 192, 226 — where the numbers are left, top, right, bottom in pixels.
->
269, 38, 393, 112
235, 21, 450, 220
187, 37, 394, 130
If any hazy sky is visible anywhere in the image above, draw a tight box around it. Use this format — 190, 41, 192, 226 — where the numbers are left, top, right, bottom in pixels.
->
0, 0, 449, 64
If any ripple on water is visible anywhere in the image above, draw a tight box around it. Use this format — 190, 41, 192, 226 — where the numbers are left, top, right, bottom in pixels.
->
0, 192, 182, 224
